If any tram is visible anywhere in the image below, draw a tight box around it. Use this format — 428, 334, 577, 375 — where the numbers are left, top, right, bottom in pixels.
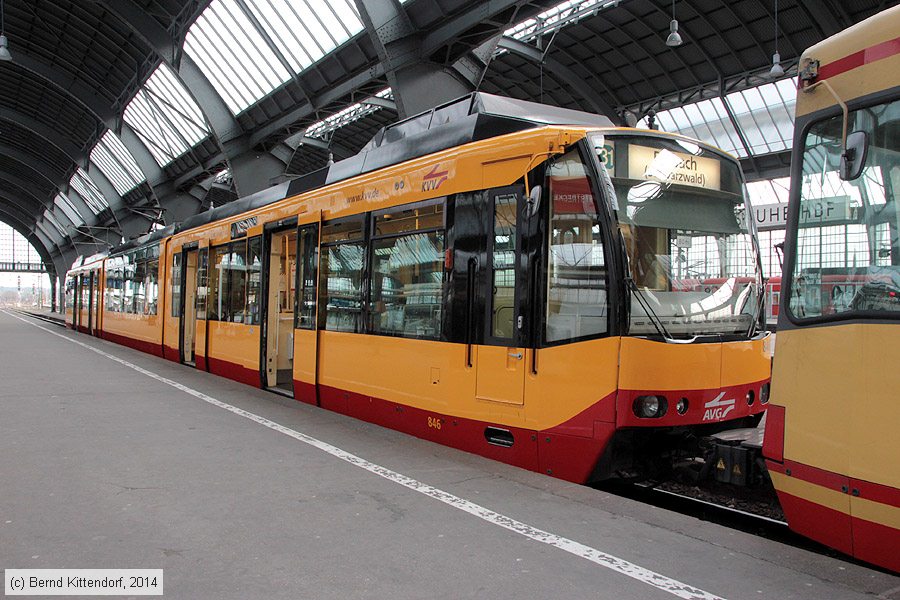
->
763, 6, 900, 572
66, 92, 771, 484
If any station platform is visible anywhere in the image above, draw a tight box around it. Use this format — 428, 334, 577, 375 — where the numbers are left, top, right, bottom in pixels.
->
1, 309, 897, 599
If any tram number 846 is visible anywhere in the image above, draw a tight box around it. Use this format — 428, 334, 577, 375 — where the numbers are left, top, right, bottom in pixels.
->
427, 416, 443, 430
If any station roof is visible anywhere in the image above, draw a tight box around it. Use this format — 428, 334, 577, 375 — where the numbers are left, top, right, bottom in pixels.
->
0, 0, 888, 273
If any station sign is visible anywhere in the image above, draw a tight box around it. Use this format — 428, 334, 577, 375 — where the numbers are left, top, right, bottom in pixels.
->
753, 196, 854, 231
752, 203, 789, 230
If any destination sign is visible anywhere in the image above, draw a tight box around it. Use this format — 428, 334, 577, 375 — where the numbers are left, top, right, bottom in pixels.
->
627, 145, 721, 191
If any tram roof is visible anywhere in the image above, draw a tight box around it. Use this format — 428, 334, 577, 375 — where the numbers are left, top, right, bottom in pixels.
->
106, 92, 612, 255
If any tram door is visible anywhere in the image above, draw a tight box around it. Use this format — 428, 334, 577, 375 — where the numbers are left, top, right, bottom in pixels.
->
456, 186, 531, 406
179, 249, 199, 365
92, 269, 102, 335
262, 225, 298, 394
86, 271, 95, 334
74, 274, 83, 330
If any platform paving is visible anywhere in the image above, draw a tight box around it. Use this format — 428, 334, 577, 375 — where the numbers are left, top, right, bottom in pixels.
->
1, 309, 897, 600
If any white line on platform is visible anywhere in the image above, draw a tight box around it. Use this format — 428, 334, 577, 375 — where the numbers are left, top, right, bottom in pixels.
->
5, 310, 727, 600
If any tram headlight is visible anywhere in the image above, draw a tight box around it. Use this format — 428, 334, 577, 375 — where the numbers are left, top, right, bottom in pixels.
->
760, 383, 770, 404
633, 395, 668, 418
676, 398, 689, 415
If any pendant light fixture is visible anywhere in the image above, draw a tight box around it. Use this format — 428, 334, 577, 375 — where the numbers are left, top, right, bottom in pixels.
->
666, 0, 683, 47
769, 0, 784, 77
0, 0, 11, 62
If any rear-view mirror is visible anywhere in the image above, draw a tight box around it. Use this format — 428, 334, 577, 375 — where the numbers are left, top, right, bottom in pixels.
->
840, 130, 868, 181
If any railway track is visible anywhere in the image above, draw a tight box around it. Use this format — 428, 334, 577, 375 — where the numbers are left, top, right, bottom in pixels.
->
593, 477, 848, 561
12, 309, 66, 327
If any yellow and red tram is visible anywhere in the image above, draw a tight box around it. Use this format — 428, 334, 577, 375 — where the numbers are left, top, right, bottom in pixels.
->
67, 93, 770, 484
763, 6, 900, 572
65, 253, 104, 337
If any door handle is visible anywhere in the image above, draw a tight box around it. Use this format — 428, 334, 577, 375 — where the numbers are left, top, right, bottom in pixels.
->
508, 352, 523, 359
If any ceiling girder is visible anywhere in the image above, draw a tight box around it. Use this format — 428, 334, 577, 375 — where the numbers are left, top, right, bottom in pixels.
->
497, 36, 621, 122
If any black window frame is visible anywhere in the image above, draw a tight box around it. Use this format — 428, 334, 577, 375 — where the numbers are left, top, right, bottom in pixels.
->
319, 214, 368, 333
367, 198, 447, 340
784, 93, 900, 327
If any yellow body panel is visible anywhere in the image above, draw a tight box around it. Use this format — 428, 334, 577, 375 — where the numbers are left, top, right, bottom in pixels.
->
720, 335, 772, 386
523, 338, 620, 430
796, 5, 900, 118
316, 333, 627, 430
318, 331, 473, 413
102, 311, 162, 345
772, 323, 900, 490
856, 326, 900, 489
619, 335, 770, 391
475, 345, 526, 405
619, 337, 721, 390
207, 321, 259, 371
293, 328, 318, 387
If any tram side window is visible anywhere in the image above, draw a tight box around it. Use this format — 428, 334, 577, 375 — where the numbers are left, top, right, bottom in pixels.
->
246, 237, 262, 326
208, 238, 259, 323
132, 260, 147, 315
228, 241, 248, 323
369, 203, 445, 339
65, 277, 75, 310
295, 224, 319, 330
171, 253, 182, 317
105, 262, 122, 312
321, 217, 365, 332
145, 260, 159, 316
80, 276, 90, 310
545, 148, 609, 343
123, 260, 136, 313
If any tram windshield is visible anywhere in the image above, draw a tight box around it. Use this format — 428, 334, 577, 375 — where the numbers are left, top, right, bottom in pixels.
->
788, 99, 900, 319
590, 133, 762, 338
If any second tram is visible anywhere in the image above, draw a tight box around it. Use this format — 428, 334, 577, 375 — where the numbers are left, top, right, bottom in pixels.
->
764, 6, 900, 572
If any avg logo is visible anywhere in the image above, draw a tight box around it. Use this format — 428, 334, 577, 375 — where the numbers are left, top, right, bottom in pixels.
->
702, 392, 736, 421
422, 164, 449, 192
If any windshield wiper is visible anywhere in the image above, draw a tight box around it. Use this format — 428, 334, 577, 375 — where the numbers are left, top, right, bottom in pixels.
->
749, 282, 766, 336
626, 277, 674, 341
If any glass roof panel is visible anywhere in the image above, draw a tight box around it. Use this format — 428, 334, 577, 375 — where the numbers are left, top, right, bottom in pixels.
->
506, 0, 621, 41
637, 77, 797, 159
184, 0, 293, 114
69, 169, 110, 215
305, 88, 392, 140
724, 78, 797, 156
124, 64, 211, 167
91, 132, 146, 195
54, 193, 84, 227
745, 177, 790, 205
640, 97, 746, 157
42, 210, 67, 237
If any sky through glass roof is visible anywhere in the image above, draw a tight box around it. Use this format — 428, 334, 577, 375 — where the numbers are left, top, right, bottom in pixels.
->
124, 64, 211, 167
639, 78, 798, 159
184, 0, 363, 115
54, 194, 84, 227
91, 132, 147, 195
69, 169, 110, 215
